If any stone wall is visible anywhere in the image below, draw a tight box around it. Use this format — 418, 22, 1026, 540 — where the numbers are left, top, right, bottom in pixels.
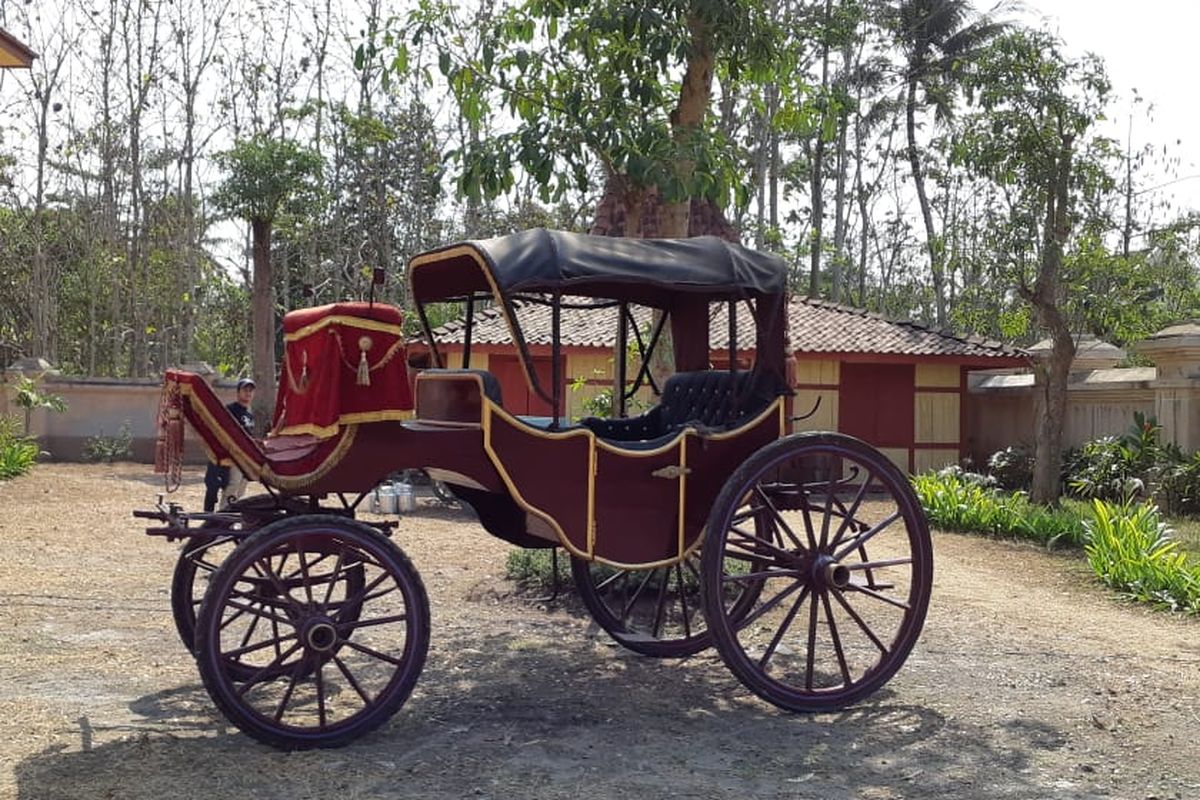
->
1, 366, 230, 463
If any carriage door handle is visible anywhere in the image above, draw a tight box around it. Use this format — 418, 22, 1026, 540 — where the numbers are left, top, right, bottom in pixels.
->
651, 465, 691, 480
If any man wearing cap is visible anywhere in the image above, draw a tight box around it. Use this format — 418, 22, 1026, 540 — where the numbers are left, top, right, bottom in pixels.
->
203, 378, 256, 512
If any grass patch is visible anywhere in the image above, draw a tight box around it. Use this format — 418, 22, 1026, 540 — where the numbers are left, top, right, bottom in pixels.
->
911, 468, 1086, 548
914, 468, 1200, 614
505, 548, 574, 594
1085, 500, 1200, 614
0, 416, 38, 481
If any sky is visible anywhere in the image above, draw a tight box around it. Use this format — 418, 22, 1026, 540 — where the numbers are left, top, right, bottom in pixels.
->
1029, 1, 1200, 217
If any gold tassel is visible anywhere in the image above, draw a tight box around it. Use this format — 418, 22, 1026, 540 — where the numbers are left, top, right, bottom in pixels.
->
357, 336, 372, 386
299, 351, 309, 392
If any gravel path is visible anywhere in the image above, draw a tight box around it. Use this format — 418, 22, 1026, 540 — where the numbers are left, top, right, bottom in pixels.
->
0, 463, 1196, 800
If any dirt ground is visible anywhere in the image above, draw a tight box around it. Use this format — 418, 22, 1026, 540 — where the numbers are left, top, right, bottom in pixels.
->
0, 463, 1197, 800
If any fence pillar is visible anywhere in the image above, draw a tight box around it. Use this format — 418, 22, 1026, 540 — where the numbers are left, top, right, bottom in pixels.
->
1137, 322, 1200, 453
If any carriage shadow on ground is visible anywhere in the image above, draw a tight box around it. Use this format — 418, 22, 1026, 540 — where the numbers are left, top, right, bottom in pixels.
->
14, 628, 1068, 800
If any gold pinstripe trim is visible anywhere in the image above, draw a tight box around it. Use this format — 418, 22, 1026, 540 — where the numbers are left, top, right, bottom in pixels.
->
677, 435, 688, 558
283, 314, 403, 341
176, 382, 264, 479
175, 379, 361, 490
261, 425, 359, 490
273, 409, 413, 439
409, 245, 542, 398
479, 395, 784, 570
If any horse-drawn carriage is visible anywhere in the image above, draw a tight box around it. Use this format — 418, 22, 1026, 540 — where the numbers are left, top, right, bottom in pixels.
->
137, 229, 933, 750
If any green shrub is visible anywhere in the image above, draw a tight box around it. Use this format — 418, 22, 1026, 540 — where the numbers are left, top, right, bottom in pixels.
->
912, 468, 1087, 547
1157, 453, 1200, 517
987, 445, 1034, 490
82, 420, 133, 463
0, 415, 38, 480
1084, 500, 1200, 613
504, 549, 574, 594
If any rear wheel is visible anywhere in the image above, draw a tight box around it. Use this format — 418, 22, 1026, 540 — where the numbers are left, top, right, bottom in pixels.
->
195, 515, 428, 749
571, 538, 767, 658
702, 433, 933, 711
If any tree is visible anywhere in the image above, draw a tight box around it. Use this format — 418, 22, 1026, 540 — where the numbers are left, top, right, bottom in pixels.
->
954, 28, 1114, 503
406, 0, 778, 238
892, 0, 1006, 325
213, 135, 322, 428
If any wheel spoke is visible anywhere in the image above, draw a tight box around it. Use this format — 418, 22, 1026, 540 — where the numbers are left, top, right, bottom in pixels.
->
238, 604, 264, 649
650, 569, 670, 638
832, 512, 901, 562
336, 570, 391, 621
675, 564, 692, 639
272, 662, 304, 722
753, 486, 808, 550
759, 586, 809, 669
342, 613, 408, 630
619, 570, 656, 623
321, 549, 348, 606
844, 557, 912, 571
341, 638, 403, 666
236, 641, 303, 696
594, 568, 629, 592
727, 525, 796, 561
847, 582, 910, 611
255, 557, 304, 614
314, 657, 328, 729
735, 577, 805, 629
804, 585, 819, 691
333, 654, 373, 706
722, 567, 800, 584
222, 598, 295, 627
827, 476, 871, 551
830, 588, 889, 655
223, 631, 299, 660
294, 542, 316, 605
821, 590, 852, 686
818, 471, 837, 550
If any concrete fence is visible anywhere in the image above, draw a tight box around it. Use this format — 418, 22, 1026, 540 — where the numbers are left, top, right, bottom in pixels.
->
1, 361, 229, 463
967, 323, 1200, 463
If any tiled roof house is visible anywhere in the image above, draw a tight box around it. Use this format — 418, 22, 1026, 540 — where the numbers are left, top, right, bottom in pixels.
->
417, 297, 1026, 473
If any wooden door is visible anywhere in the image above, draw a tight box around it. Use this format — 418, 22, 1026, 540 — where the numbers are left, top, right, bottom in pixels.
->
839, 363, 915, 449
489, 354, 561, 416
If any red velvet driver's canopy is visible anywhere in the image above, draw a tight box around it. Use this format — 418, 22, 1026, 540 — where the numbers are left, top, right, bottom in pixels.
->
272, 302, 413, 438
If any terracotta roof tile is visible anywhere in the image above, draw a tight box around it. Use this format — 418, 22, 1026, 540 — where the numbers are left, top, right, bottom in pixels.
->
432, 297, 1025, 360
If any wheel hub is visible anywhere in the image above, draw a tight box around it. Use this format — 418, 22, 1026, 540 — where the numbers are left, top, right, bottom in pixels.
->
812, 554, 850, 590
302, 617, 339, 652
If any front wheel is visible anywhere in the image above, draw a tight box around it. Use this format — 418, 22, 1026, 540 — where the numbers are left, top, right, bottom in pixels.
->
194, 515, 429, 749
701, 433, 933, 712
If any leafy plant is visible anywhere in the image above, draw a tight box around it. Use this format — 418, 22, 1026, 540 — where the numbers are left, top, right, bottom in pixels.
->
986, 445, 1034, 490
82, 420, 133, 463
0, 414, 38, 480
504, 549, 574, 594
1084, 500, 1200, 613
913, 468, 1087, 548
12, 376, 67, 435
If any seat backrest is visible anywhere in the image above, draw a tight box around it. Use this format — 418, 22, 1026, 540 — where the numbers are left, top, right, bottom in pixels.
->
657, 370, 763, 431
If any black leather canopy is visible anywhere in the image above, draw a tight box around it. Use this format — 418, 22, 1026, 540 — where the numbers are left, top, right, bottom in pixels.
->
409, 228, 787, 306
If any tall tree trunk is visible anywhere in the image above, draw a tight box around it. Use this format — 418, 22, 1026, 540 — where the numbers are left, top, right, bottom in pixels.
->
1026, 133, 1076, 505
251, 219, 276, 432
661, 14, 714, 238
905, 73, 945, 326
808, 0, 833, 299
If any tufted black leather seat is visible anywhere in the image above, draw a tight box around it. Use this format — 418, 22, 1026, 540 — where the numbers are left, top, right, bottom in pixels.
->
581, 370, 769, 444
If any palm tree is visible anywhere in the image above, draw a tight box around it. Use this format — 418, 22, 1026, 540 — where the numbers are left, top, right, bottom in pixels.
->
894, 0, 1008, 325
